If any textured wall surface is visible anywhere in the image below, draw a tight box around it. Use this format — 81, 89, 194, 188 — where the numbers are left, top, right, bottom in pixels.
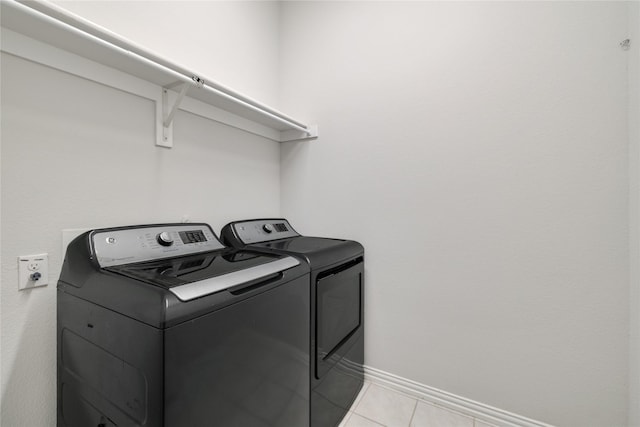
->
279, 2, 631, 426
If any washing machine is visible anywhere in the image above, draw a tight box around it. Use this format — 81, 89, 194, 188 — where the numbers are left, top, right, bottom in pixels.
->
57, 223, 310, 427
221, 219, 364, 427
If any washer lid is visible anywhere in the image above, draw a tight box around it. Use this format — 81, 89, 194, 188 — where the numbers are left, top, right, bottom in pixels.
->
254, 237, 363, 270
107, 249, 299, 301
222, 219, 364, 270
258, 236, 347, 253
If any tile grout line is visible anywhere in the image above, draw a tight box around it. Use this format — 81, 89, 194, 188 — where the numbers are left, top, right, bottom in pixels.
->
371, 380, 491, 427
349, 378, 502, 427
356, 413, 387, 427
352, 382, 419, 427
340, 411, 352, 427
349, 382, 382, 426
354, 381, 486, 427
407, 398, 419, 427
342, 380, 374, 426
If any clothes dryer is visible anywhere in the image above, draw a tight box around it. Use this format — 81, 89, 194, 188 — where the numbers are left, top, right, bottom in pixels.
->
221, 219, 364, 427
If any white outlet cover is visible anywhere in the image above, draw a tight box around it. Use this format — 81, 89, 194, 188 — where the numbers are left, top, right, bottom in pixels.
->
18, 253, 49, 290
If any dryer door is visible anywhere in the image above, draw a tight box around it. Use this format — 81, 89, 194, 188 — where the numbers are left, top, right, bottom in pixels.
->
315, 257, 363, 379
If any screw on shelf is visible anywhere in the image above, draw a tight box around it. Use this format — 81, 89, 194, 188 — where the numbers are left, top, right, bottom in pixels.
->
191, 75, 205, 89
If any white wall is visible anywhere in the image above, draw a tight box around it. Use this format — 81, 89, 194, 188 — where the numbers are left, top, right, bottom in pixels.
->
629, 1, 640, 425
52, 0, 281, 107
0, 2, 281, 425
279, 2, 630, 426
2, 2, 636, 426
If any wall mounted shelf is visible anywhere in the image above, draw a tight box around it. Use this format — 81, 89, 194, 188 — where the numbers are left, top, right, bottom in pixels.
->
0, 0, 318, 147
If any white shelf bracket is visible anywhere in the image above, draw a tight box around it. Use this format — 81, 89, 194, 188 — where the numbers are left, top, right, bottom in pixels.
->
157, 82, 189, 148
164, 83, 189, 127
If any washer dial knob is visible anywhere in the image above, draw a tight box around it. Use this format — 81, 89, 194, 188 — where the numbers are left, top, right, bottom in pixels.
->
263, 223, 275, 233
157, 231, 174, 246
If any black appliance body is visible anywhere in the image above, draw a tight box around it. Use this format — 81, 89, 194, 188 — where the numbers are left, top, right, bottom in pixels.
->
221, 219, 364, 427
57, 223, 310, 427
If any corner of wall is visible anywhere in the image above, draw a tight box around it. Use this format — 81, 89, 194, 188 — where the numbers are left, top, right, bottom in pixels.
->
629, 1, 640, 425
0, 47, 3, 426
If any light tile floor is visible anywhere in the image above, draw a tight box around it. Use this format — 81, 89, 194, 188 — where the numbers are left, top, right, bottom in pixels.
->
339, 382, 498, 427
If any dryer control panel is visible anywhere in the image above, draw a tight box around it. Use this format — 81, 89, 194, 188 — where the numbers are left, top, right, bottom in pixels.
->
226, 219, 300, 244
92, 224, 224, 267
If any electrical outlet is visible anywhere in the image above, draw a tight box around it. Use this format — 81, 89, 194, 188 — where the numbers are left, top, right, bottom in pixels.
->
18, 253, 49, 290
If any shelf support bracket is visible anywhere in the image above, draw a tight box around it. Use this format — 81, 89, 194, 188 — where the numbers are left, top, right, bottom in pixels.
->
164, 83, 188, 128
157, 81, 191, 148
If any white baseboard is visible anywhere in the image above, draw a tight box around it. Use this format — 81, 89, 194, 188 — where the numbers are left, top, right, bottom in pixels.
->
363, 365, 555, 427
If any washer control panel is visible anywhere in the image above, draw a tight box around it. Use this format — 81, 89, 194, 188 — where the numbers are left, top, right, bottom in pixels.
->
92, 224, 224, 267
230, 219, 299, 244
